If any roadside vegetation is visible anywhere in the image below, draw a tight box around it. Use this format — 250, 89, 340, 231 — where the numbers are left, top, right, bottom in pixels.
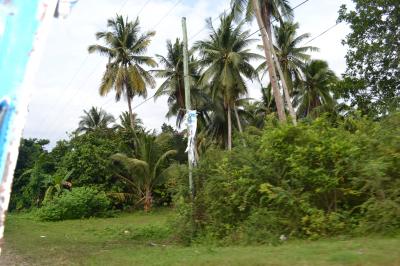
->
4, 0, 399, 264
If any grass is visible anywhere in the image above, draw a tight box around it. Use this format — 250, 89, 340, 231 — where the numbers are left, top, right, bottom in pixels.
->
2, 209, 400, 265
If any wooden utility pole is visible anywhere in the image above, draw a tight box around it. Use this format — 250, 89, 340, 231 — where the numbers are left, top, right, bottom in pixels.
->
182, 17, 194, 198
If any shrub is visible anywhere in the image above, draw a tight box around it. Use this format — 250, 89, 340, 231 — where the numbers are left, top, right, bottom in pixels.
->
240, 209, 286, 245
173, 113, 400, 244
38, 187, 110, 221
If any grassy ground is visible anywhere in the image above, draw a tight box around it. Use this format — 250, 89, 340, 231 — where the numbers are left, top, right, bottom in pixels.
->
1, 209, 400, 266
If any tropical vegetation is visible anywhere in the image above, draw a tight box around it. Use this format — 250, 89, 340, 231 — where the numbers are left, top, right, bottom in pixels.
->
8, 0, 399, 258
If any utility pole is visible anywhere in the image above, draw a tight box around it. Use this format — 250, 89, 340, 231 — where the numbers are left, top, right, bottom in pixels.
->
182, 17, 194, 198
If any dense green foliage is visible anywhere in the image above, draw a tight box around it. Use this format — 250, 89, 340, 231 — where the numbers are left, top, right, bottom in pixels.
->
173, 113, 400, 244
9, 0, 399, 250
11, 139, 53, 210
38, 187, 110, 221
338, 0, 400, 116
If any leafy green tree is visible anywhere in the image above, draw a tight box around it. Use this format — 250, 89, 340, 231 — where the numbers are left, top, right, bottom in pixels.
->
11, 139, 52, 210
77, 107, 115, 133
195, 13, 260, 150
294, 60, 338, 118
338, 0, 400, 116
111, 134, 177, 211
14, 138, 49, 178
18, 154, 51, 208
88, 15, 157, 130
60, 131, 119, 187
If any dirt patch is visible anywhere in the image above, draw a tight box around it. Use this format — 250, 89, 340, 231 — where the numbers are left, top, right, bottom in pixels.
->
0, 248, 31, 266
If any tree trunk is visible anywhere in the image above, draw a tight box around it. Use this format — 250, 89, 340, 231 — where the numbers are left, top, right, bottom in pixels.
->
127, 94, 135, 131
269, 40, 297, 125
252, 0, 286, 122
234, 104, 243, 133
234, 104, 247, 147
283, 66, 294, 95
227, 104, 232, 151
144, 188, 152, 212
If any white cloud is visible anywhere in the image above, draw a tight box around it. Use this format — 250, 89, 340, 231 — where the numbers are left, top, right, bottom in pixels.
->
23, 0, 354, 146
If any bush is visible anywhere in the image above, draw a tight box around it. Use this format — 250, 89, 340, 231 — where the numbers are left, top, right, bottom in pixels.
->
38, 187, 110, 221
240, 209, 286, 245
173, 113, 400, 244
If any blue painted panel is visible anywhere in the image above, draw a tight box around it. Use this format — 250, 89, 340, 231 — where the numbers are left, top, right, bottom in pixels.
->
0, 0, 41, 181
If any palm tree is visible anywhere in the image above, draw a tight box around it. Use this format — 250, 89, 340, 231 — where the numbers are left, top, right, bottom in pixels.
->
111, 134, 176, 212
194, 13, 260, 150
115, 111, 143, 132
231, 0, 293, 122
294, 60, 338, 118
258, 22, 318, 94
88, 15, 157, 130
154, 39, 186, 126
154, 39, 203, 127
242, 86, 277, 128
77, 107, 115, 133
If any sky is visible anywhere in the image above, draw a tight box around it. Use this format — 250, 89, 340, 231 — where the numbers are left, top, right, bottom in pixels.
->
23, 0, 354, 147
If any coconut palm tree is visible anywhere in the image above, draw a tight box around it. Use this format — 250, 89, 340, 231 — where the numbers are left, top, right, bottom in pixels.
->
111, 134, 177, 212
242, 85, 277, 128
294, 60, 338, 118
194, 13, 260, 150
115, 111, 143, 132
258, 22, 318, 95
77, 107, 115, 133
231, 0, 293, 122
154, 39, 204, 127
88, 15, 156, 130
154, 39, 185, 125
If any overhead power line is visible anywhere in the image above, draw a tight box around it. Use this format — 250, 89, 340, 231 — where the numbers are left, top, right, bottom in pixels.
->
48, 0, 343, 142
115, 0, 313, 114
151, 0, 183, 30
247, 0, 311, 38
45, 0, 184, 139
40, 0, 140, 131
136, 0, 152, 17
188, 8, 228, 41
304, 22, 340, 45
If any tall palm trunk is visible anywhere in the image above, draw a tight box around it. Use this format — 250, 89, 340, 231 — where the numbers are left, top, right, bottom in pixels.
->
227, 104, 232, 151
127, 94, 135, 130
270, 43, 297, 125
252, 0, 286, 122
234, 104, 243, 133
234, 104, 247, 147
283, 66, 294, 95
